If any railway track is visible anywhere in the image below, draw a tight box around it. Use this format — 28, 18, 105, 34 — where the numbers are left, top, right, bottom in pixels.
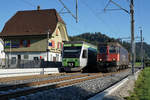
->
0, 73, 80, 83
0, 73, 102, 100
0, 69, 130, 100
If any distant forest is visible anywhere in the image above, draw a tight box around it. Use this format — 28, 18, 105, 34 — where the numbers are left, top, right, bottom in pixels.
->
69, 32, 150, 61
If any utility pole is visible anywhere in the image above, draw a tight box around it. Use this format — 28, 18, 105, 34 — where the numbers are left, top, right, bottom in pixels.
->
47, 31, 50, 62
140, 27, 144, 69
104, 0, 135, 75
130, 0, 135, 75
47, 30, 50, 64
9, 40, 11, 67
76, 0, 78, 23
42, 29, 50, 74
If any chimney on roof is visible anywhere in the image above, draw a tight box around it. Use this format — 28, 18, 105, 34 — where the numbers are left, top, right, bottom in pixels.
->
37, 5, 40, 11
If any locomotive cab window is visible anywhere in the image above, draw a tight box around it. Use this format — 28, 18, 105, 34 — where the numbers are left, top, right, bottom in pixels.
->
82, 50, 87, 58
109, 46, 117, 53
99, 47, 107, 54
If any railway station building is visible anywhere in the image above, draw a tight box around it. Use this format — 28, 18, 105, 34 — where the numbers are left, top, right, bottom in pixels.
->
0, 8, 69, 62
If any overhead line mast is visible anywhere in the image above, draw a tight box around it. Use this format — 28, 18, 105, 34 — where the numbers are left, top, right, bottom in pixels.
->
104, 0, 135, 75
58, 0, 78, 23
130, 0, 135, 74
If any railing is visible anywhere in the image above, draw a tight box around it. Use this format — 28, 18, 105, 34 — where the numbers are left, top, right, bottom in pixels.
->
0, 59, 62, 69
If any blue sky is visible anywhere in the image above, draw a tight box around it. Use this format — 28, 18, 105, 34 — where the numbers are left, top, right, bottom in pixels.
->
0, 0, 149, 44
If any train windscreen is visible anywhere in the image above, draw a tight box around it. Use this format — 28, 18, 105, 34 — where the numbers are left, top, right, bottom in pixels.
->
109, 46, 117, 53
63, 46, 82, 58
99, 47, 107, 54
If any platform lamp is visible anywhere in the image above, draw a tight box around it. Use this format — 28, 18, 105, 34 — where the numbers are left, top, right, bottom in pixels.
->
42, 29, 51, 74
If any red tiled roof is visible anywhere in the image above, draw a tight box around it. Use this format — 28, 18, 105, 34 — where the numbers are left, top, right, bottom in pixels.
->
1, 9, 65, 36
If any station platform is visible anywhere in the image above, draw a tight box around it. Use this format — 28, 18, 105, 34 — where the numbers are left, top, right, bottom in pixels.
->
0, 68, 59, 78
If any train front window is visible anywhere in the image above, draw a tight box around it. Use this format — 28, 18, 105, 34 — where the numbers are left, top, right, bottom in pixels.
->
109, 46, 117, 53
99, 47, 107, 54
63, 46, 82, 58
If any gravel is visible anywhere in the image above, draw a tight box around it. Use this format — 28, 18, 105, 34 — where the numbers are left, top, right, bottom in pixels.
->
11, 69, 137, 100
103, 69, 141, 100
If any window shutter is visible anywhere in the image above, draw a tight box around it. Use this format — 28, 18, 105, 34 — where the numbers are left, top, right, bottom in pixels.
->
27, 40, 30, 47
57, 42, 59, 49
52, 40, 55, 48
61, 43, 63, 49
20, 40, 23, 47
49, 42, 52, 46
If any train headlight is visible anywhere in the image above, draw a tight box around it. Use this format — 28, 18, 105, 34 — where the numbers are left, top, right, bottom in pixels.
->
112, 58, 116, 61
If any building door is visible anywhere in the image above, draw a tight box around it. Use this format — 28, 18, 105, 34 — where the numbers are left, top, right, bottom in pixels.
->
18, 55, 21, 60
17, 55, 21, 68
53, 57, 56, 62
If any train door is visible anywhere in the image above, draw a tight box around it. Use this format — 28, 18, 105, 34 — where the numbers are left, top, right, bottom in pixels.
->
80, 47, 88, 68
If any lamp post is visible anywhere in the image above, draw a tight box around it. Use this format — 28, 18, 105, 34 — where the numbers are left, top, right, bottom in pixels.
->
42, 29, 50, 74
47, 30, 50, 64
130, 0, 135, 75
6, 40, 11, 68
41, 29, 50, 74
9, 40, 11, 68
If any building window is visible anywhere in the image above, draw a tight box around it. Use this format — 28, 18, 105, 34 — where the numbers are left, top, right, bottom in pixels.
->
11, 57, 16, 64
56, 54, 59, 61
11, 41, 19, 48
50, 54, 52, 61
53, 57, 56, 62
24, 55, 29, 59
23, 40, 27, 47
34, 57, 39, 61
20, 40, 30, 47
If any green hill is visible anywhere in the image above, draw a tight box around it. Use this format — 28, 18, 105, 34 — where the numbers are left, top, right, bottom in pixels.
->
70, 32, 116, 45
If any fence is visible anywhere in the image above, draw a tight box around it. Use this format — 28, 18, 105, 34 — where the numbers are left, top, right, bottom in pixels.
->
0, 59, 62, 69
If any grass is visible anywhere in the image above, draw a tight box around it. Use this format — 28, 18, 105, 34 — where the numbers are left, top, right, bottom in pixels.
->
135, 62, 141, 67
125, 67, 150, 100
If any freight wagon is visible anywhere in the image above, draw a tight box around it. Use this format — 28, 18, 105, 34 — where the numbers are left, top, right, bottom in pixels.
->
97, 42, 129, 72
61, 41, 97, 72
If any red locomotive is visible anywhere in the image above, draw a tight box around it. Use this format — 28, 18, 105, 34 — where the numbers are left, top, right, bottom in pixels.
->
97, 42, 129, 72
